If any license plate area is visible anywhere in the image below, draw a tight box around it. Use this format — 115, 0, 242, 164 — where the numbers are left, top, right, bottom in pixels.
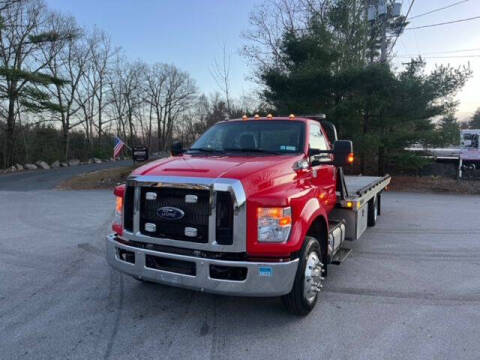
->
145, 254, 196, 276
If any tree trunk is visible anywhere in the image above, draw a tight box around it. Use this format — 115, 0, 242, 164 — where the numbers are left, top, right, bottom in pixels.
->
360, 112, 369, 174
5, 92, 17, 167
63, 127, 70, 162
377, 145, 385, 176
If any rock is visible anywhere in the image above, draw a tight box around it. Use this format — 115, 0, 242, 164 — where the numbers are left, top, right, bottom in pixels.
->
60, 162, 69, 167
68, 159, 80, 166
8, 166, 16, 172
51, 160, 60, 168
15, 164, 24, 171
24, 163, 38, 170
87, 158, 94, 164
36, 161, 50, 170
93, 157, 102, 164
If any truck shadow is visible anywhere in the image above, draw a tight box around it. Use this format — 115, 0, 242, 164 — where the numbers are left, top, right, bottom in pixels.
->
121, 275, 302, 330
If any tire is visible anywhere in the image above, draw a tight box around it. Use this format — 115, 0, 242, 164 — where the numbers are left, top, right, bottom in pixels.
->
367, 195, 378, 227
377, 193, 382, 216
282, 236, 325, 316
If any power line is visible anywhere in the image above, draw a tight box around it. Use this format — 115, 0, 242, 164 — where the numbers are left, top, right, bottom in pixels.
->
400, 48, 480, 56
409, 0, 469, 20
406, 15, 480, 30
398, 55, 480, 59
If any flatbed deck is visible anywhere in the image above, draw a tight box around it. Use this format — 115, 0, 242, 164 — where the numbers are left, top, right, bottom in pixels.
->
342, 175, 391, 204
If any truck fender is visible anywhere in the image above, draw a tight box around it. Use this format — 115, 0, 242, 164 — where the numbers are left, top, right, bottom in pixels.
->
291, 197, 329, 257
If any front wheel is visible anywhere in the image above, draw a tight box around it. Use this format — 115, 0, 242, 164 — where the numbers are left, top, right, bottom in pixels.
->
282, 236, 325, 316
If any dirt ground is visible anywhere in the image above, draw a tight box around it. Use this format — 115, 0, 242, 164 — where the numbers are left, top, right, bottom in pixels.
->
59, 166, 480, 195
389, 175, 480, 195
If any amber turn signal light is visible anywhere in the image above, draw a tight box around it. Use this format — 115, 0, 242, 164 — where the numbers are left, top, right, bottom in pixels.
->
347, 152, 354, 164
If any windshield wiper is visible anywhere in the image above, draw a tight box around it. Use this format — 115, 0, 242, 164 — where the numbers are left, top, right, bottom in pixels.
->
224, 148, 281, 155
188, 147, 224, 153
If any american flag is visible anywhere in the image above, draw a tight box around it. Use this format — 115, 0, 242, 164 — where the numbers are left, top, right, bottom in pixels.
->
113, 136, 125, 159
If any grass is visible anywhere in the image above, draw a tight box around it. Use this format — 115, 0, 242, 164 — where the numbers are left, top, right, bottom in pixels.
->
58, 165, 137, 190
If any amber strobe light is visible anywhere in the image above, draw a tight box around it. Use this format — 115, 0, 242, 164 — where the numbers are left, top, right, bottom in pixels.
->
347, 152, 354, 164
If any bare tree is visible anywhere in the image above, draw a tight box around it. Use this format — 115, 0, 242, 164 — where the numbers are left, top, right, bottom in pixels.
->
241, 0, 311, 72
143, 63, 196, 151
108, 58, 145, 147
87, 28, 118, 140
210, 43, 232, 113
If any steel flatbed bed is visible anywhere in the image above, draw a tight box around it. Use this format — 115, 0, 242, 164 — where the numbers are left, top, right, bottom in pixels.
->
331, 175, 391, 241
344, 175, 391, 201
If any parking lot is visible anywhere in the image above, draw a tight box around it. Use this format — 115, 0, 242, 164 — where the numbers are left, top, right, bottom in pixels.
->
1, 184, 480, 360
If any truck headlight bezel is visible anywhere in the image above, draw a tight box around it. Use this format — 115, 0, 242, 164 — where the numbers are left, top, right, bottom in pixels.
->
257, 207, 292, 243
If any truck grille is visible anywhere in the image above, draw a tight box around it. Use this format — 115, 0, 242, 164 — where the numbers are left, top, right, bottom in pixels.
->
123, 186, 135, 232
140, 187, 210, 243
122, 180, 238, 248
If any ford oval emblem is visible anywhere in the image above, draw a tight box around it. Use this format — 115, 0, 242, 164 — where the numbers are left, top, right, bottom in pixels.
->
156, 206, 185, 221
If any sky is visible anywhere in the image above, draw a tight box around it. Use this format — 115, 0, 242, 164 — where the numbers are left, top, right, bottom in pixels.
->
45, 0, 480, 122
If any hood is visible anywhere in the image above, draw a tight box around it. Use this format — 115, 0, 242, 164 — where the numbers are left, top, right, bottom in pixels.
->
131, 154, 302, 195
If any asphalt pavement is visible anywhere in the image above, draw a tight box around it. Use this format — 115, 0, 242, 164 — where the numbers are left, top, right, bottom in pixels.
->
1, 182, 480, 359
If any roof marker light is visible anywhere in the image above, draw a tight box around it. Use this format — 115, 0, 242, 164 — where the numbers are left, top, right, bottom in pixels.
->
254, 114, 260, 120
242, 115, 248, 120
267, 114, 273, 119
289, 114, 295, 120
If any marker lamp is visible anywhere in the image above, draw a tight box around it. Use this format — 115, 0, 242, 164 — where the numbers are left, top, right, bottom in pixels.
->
257, 207, 292, 243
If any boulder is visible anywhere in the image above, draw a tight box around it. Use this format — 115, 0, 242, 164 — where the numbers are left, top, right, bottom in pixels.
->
36, 161, 50, 170
60, 162, 69, 167
24, 163, 38, 170
51, 160, 60, 168
87, 158, 94, 164
68, 159, 80, 166
8, 166, 16, 172
93, 157, 102, 164
15, 164, 24, 171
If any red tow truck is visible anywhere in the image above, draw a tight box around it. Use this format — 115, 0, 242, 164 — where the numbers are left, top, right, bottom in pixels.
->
106, 115, 390, 315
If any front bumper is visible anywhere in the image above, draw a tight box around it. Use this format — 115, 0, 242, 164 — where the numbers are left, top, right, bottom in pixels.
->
106, 234, 299, 297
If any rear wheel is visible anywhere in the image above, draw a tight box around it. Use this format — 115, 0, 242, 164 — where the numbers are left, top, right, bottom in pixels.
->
367, 195, 378, 227
282, 236, 325, 316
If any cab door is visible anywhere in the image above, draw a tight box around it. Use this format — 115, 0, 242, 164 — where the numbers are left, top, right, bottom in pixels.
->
308, 122, 336, 212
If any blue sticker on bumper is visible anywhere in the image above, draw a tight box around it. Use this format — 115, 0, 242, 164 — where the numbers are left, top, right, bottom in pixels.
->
259, 267, 272, 277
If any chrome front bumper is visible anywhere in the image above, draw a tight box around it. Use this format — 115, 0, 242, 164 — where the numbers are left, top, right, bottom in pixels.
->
106, 234, 299, 297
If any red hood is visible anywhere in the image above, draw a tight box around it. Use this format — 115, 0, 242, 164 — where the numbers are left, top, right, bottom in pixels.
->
131, 154, 303, 195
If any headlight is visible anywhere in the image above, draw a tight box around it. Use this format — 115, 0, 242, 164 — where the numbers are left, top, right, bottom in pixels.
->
257, 207, 292, 243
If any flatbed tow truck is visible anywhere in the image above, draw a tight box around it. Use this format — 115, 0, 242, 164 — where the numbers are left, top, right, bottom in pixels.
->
106, 115, 390, 315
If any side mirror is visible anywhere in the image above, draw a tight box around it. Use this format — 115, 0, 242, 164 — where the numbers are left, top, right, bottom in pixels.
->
171, 142, 183, 156
333, 140, 354, 167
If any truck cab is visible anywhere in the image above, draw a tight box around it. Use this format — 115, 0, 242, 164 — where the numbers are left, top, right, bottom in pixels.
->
106, 115, 390, 315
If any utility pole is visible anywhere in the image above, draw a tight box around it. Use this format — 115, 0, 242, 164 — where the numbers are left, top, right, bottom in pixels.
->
365, 0, 402, 175
367, 0, 402, 63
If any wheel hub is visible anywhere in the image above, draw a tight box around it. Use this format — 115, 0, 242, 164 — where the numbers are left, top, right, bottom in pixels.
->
303, 251, 324, 303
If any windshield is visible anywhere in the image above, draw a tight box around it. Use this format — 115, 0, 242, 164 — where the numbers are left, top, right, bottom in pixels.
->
462, 133, 479, 149
189, 120, 305, 155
